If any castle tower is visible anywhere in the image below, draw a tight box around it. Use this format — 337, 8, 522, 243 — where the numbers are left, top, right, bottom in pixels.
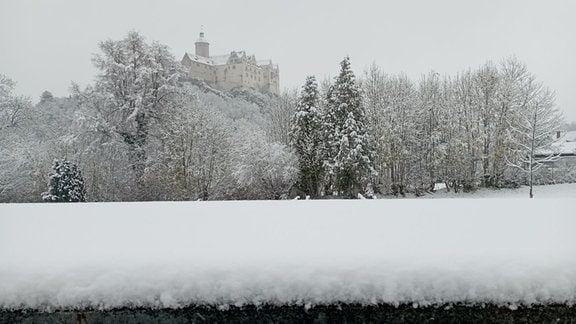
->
195, 31, 209, 58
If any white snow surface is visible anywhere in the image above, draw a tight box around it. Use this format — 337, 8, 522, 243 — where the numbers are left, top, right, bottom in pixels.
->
1, 185, 576, 310
399, 183, 576, 199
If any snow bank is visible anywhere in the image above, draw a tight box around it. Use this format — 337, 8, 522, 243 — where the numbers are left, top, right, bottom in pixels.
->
1, 193, 575, 310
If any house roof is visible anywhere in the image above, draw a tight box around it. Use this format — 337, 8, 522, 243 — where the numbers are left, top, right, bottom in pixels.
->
551, 130, 576, 156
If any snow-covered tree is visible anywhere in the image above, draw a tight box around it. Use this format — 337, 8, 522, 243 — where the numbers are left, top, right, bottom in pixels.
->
265, 89, 297, 146
385, 74, 420, 195
74, 31, 181, 198
230, 128, 298, 200
39, 90, 54, 104
0, 75, 32, 130
0, 75, 43, 202
324, 57, 374, 197
506, 78, 563, 198
42, 160, 86, 202
361, 64, 388, 193
442, 70, 481, 192
471, 62, 509, 187
414, 71, 446, 193
289, 76, 324, 197
362, 66, 420, 196
145, 88, 232, 201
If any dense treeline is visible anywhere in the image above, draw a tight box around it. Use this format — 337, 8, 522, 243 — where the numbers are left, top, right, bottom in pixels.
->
289, 57, 564, 198
0, 32, 566, 202
359, 58, 564, 196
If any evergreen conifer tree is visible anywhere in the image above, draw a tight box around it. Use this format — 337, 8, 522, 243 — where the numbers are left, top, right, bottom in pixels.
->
42, 160, 86, 202
323, 57, 374, 197
289, 76, 324, 197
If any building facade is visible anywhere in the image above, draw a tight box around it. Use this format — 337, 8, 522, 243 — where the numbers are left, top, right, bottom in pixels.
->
181, 32, 280, 94
532, 130, 576, 184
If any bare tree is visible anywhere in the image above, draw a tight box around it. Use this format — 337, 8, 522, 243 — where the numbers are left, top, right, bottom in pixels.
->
506, 78, 563, 198
147, 89, 232, 200
361, 64, 388, 194
266, 90, 297, 146
416, 71, 444, 193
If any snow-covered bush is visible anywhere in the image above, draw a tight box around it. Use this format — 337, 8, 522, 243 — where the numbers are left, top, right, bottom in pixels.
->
42, 160, 86, 202
228, 129, 298, 200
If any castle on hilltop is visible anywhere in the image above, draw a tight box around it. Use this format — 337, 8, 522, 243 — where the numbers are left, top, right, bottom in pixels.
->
181, 31, 280, 95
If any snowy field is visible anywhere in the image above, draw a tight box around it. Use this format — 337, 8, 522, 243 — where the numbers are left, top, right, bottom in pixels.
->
391, 182, 576, 199
0, 184, 575, 311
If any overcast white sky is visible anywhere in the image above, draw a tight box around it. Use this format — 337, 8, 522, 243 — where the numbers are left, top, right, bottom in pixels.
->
1, 0, 575, 121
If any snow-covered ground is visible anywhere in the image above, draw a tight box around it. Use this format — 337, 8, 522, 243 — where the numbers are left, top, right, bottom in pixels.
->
386, 182, 576, 199
0, 184, 575, 310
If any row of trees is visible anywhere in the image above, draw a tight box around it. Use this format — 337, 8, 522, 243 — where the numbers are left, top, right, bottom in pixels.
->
0, 31, 565, 202
289, 57, 564, 198
362, 58, 563, 196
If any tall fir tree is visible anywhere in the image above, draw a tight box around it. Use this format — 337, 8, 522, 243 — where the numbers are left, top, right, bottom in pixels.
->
323, 57, 374, 197
42, 160, 86, 202
289, 76, 324, 197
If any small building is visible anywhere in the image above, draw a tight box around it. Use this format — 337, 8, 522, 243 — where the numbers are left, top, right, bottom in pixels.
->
533, 130, 576, 183
181, 31, 280, 95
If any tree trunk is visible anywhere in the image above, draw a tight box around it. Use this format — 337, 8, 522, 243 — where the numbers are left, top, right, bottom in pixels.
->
529, 156, 534, 198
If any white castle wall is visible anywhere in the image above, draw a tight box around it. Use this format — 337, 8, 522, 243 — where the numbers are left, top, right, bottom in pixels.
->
181, 33, 279, 94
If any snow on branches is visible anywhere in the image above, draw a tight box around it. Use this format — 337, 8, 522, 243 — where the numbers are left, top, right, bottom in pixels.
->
42, 159, 86, 202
